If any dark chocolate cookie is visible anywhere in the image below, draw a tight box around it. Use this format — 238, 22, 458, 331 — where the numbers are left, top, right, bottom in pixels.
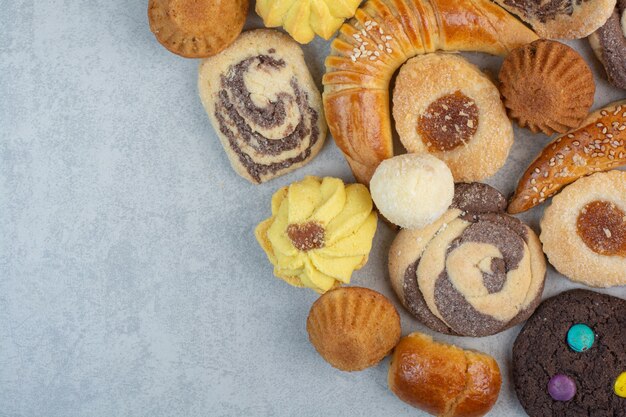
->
513, 289, 626, 417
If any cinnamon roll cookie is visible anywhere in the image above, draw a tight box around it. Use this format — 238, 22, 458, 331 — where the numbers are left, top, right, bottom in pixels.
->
540, 171, 626, 287
389, 183, 546, 337
199, 29, 327, 184
589, 0, 626, 90
393, 54, 513, 182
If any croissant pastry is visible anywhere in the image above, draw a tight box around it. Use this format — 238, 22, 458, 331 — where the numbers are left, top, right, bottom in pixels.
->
322, 0, 538, 184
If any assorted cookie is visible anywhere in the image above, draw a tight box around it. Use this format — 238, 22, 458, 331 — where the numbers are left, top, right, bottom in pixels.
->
540, 170, 626, 287
389, 183, 547, 337
255, 176, 377, 293
388, 332, 502, 417
499, 40, 595, 135
589, 0, 626, 89
509, 100, 626, 214
307, 287, 401, 371
369, 154, 454, 230
513, 289, 626, 416
393, 54, 514, 182
492, 0, 617, 39
198, 29, 327, 184
148, 0, 248, 58
256, 0, 361, 44
322, 0, 538, 184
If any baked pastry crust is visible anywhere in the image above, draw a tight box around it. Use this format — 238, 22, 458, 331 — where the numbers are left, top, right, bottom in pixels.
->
589, 0, 626, 90
540, 171, 626, 288
322, 0, 538, 184
148, 0, 248, 58
393, 54, 513, 182
307, 287, 401, 371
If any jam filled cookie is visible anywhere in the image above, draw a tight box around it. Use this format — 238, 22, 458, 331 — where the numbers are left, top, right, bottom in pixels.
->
255, 176, 377, 293
513, 289, 626, 417
393, 54, 513, 182
199, 29, 327, 184
540, 170, 626, 287
499, 40, 595, 135
148, 0, 247, 58
492, 0, 617, 39
589, 0, 626, 90
389, 183, 546, 337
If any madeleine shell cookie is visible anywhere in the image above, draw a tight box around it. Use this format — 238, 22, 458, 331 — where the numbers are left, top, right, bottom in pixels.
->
307, 287, 401, 371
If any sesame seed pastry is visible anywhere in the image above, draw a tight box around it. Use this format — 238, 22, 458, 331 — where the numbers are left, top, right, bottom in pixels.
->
540, 171, 626, 288
508, 100, 626, 214
198, 30, 327, 184
388, 182, 546, 337
255, 176, 378, 293
492, 0, 616, 39
256, 0, 362, 44
499, 40, 595, 135
589, 0, 626, 90
393, 54, 514, 182
322, 0, 538, 185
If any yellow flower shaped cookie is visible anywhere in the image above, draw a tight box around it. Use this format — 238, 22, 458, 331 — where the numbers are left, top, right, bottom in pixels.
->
255, 176, 378, 293
256, 0, 361, 44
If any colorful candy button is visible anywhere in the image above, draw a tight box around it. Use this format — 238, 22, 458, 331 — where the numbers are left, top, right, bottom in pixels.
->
548, 374, 576, 401
567, 323, 595, 352
615, 372, 626, 398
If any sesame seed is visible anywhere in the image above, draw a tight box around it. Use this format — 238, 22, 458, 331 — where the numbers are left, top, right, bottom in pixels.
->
369, 56, 376, 61
601, 110, 609, 116
534, 168, 541, 174
573, 141, 580, 146
386, 48, 393, 53
567, 134, 575, 138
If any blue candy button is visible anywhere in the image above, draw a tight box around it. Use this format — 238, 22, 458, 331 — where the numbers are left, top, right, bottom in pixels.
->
567, 324, 595, 352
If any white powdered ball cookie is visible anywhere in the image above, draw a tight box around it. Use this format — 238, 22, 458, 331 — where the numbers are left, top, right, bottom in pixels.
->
370, 154, 454, 229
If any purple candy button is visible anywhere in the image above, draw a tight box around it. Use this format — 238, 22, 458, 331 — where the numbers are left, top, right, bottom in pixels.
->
548, 374, 576, 401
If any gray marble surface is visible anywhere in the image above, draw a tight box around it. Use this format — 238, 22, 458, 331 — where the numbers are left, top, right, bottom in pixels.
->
1, 1, 625, 416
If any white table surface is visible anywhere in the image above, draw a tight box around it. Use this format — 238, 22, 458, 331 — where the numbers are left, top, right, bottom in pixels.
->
1, 1, 625, 416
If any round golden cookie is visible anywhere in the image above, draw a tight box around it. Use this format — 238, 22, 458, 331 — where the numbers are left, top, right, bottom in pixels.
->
306, 287, 401, 371
499, 40, 595, 135
540, 170, 626, 288
148, 0, 248, 58
393, 54, 513, 182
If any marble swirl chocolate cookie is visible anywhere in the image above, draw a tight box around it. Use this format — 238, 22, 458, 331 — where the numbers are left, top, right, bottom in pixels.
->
493, 0, 616, 39
589, 0, 626, 90
513, 289, 626, 417
389, 183, 546, 337
198, 29, 327, 184
540, 170, 626, 287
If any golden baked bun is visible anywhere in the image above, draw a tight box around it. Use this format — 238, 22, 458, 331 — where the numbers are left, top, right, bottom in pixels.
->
388, 332, 502, 417
148, 0, 247, 58
307, 287, 401, 371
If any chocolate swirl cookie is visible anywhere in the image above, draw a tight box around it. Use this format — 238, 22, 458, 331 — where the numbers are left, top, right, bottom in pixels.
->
389, 183, 546, 337
589, 0, 626, 90
199, 29, 327, 184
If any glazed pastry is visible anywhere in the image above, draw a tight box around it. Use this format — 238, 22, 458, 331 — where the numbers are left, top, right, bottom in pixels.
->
589, 0, 626, 90
388, 332, 502, 417
256, 0, 361, 44
492, 0, 616, 39
307, 287, 401, 371
148, 0, 247, 58
322, 0, 538, 184
509, 100, 626, 214
389, 182, 546, 337
255, 176, 377, 293
540, 171, 626, 287
499, 40, 595, 135
198, 30, 327, 184
369, 154, 454, 230
393, 54, 513, 182
513, 290, 626, 416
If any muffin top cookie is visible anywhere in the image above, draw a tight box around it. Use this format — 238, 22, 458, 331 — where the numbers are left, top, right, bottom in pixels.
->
513, 289, 626, 417
540, 170, 626, 287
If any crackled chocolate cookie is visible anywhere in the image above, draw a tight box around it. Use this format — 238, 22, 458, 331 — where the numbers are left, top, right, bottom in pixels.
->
541, 170, 626, 287
493, 0, 616, 39
389, 182, 546, 337
589, 0, 626, 89
513, 289, 626, 417
198, 29, 327, 184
